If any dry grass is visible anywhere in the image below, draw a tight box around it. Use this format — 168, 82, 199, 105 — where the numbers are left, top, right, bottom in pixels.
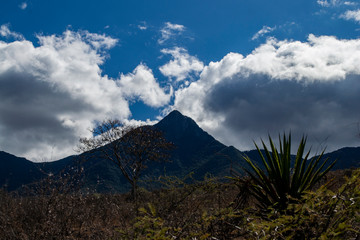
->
0, 171, 239, 239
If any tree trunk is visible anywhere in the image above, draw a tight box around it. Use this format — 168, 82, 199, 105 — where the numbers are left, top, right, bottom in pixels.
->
131, 180, 137, 201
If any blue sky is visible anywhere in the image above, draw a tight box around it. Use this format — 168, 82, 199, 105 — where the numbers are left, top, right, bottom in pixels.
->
1, 0, 360, 161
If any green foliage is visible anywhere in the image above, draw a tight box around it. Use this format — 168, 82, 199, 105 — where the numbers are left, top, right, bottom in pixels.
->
245, 169, 360, 239
119, 170, 359, 239
130, 203, 173, 240
119, 204, 247, 239
118, 174, 243, 239
241, 133, 336, 209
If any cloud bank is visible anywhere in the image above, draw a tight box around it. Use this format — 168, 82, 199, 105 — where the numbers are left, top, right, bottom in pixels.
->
0, 29, 171, 161
173, 35, 360, 152
1, 23, 360, 161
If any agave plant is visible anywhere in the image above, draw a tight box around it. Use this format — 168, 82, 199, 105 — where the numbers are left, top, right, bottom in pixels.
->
242, 133, 336, 210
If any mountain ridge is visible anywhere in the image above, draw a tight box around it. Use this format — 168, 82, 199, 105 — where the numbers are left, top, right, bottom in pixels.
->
1, 110, 359, 192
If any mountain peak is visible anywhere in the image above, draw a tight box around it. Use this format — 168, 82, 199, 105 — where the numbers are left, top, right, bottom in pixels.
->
153, 110, 228, 173
167, 109, 183, 117
155, 109, 225, 150
155, 110, 202, 137
161, 110, 187, 123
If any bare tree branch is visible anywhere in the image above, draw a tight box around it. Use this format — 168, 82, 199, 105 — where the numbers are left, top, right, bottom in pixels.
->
77, 119, 174, 200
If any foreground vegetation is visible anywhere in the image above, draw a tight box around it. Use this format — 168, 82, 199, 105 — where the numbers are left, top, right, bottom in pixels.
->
0, 168, 359, 240
240, 134, 337, 210
1, 134, 359, 239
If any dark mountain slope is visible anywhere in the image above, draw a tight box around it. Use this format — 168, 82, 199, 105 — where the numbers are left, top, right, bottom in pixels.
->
152, 110, 230, 175
323, 147, 360, 170
0, 151, 45, 191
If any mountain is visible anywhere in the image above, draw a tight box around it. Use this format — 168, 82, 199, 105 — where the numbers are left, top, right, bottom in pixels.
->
0, 151, 45, 191
1, 110, 359, 192
323, 147, 360, 170
0, 110, 246, 192
152, 110, 238, 176
55, 110, 245, 192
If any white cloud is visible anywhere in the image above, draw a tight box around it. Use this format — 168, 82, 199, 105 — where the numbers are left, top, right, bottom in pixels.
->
117, 63, 172, 107
138, 26, 147, 30
244, 34, 360, 82
82, 31, 118, 49
19, 2, 27, 10
0, 24, 24, 40
252, 26, 276, 40
344, 1, 357, 6
123, 118, 158, 128
159, 47, 204, 82
137, 21, 148, 30
341, 9, 360, 23
317, 0, 357, 7
0, 30, 169, 161
158, 22, 185, 44
173, 35, 360, 153
317, 0, 341, 7
317, 0, 331, 7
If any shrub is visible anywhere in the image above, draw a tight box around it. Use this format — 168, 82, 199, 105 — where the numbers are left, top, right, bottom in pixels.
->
245, 169, 360, 239
240, 133, 336, 210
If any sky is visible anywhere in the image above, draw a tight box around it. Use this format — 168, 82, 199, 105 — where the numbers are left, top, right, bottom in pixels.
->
1, 0, 360, 161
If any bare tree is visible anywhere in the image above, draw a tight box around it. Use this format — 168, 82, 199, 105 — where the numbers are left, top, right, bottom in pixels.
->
78, 119, 173, 199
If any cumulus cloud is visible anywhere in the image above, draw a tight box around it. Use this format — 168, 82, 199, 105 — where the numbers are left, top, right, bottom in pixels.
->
252, 26, 276, 40
0, 30, 170, 161
158, 22, 185, 44
0, 24, 24, 40
173, 35, 360, 153
341, 9, 360, 23
159, 47, 204, 82
117, 63, 172, 107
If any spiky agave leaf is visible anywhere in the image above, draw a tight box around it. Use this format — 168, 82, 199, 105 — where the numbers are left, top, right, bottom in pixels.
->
239, 133, 337, 210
